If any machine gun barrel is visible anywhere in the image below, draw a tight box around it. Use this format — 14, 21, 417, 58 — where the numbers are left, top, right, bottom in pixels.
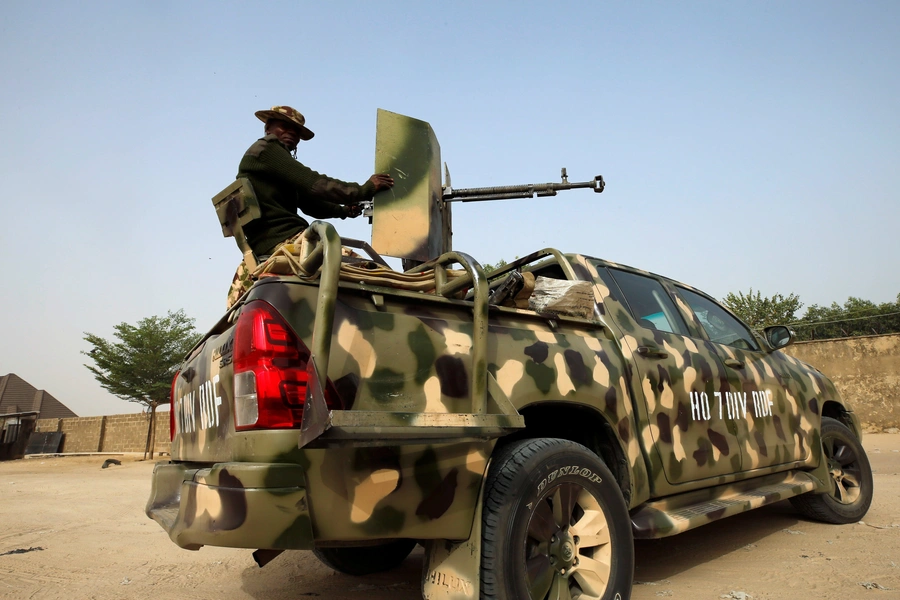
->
442, 168, 604, 203
363, 168, 604, 220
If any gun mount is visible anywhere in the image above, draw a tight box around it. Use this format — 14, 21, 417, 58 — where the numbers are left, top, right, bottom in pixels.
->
369, 109, 604, 265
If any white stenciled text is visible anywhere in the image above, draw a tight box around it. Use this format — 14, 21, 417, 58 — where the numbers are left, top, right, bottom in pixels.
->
689, 389, 774, 422
175, 374, 222, 434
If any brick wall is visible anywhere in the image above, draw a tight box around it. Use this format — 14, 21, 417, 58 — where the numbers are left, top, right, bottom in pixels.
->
784, 333, 900, 430
32, 411, 171, 454
59, 416, 104, 452
154, 411, 171, 452
35, 418, 61, 433
102, 413, 149, 452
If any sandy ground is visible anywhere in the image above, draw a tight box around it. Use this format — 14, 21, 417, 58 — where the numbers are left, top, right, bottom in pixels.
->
1, 435, 898, 600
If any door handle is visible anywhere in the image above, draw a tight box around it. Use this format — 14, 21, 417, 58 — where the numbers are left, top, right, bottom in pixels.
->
723, 358, 744, 369
637, 345, 669, 359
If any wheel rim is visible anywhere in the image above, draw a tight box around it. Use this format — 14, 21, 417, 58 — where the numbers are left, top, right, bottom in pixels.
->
524, 482, 612, 600
823, 432, 863, 505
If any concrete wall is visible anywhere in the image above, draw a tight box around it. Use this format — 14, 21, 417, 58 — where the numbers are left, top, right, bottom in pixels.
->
35, 410, 170, 454
60, 416, 104, 452
784, 333, 900, 431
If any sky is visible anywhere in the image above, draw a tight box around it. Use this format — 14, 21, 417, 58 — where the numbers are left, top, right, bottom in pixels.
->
1, 1, 898, 417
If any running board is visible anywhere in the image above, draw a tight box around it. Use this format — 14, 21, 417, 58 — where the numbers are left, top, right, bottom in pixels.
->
631, 471, 817, 539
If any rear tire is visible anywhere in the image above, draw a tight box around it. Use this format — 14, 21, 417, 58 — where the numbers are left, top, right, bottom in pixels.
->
790, 417, 873, 524
481, 438, 633, 600
313, 539, 416, 576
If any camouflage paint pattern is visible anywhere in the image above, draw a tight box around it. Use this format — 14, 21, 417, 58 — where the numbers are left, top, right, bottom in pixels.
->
371, 109, 450, 262
226, 260, 253, 309
151, 230, 856, 600
571, 255, 853, 500
153, 250, 650, 550
147, 460, 313, 550
253, 105, 315, 140
175, 109, 865, 599
154, 384, 495, 546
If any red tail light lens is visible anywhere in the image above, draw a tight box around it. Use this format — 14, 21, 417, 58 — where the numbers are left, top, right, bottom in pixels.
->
233, 300, 341, 430
169, 371, 179, 440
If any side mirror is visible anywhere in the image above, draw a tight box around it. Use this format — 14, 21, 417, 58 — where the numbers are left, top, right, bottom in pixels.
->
764, 325, 795, 350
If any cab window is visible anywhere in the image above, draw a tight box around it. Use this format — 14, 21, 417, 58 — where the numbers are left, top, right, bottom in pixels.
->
676, 286, 759, 351
607, 268, 688, 335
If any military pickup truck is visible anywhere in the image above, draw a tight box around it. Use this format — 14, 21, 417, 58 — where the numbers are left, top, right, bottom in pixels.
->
147, 111, 873, 600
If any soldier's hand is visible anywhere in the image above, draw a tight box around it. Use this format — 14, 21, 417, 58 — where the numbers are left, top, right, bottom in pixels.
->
368, 174, 394, 192
344, 203, 363, 219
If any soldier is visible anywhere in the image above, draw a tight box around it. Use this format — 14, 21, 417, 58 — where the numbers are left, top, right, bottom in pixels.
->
227, 105, 394, 308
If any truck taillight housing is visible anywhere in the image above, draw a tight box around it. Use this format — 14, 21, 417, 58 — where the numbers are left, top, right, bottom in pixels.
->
169, 371, 179, 440
232, 300, 341, 430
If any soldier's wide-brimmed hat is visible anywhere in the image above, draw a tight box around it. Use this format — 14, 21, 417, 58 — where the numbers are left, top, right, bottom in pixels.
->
255, 106, 315, 141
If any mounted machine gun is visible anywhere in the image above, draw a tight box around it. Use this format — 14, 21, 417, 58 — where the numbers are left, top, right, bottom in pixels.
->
366, 109, 604, 266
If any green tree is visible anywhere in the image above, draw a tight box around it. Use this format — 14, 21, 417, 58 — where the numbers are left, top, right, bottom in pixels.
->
722, 288, 803, 329
793, 295, 900, 341
83, 310, 200, 459
482, 258, 509, 274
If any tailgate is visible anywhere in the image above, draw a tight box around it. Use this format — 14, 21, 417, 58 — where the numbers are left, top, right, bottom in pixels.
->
170, 329, 237, 462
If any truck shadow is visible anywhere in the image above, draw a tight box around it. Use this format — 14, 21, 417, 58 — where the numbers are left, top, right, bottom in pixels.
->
240, 547, 425, 600
237, 502, 804, 599
633, 500, 803, 583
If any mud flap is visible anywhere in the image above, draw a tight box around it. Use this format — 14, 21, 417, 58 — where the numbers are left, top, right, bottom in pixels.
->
421, 459, 489, 600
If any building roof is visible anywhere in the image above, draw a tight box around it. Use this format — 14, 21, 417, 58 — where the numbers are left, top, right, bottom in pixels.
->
0, 374, 78, 419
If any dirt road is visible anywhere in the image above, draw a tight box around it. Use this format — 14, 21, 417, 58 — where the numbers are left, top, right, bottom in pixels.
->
1, 434, 898, 600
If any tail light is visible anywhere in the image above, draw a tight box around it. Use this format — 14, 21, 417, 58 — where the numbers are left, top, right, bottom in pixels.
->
169, 371, 179, 440
232, 300, 342, 430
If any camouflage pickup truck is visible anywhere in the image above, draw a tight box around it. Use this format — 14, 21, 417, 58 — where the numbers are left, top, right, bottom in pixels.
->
147, 112, 873, 600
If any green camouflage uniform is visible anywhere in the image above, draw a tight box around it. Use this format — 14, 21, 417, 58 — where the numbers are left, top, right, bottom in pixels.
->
226, 134, 378, 308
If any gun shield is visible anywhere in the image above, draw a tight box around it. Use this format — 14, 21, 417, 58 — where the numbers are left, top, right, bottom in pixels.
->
371, 109, 451, 263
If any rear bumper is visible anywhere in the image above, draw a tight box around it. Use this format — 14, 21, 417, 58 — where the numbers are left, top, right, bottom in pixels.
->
145, 461, 314, 550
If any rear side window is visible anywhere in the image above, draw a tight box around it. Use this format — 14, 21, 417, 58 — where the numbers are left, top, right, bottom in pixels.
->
608, 269, 688, 335
677, 287, 759, 351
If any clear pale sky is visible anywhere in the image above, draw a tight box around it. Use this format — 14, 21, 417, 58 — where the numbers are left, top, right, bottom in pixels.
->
1, 2, 897, 416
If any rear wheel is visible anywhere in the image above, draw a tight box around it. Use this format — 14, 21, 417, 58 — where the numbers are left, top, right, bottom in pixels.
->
790, 417, 873, 524
313, 539, 416, 576
481, 438, 633, 600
